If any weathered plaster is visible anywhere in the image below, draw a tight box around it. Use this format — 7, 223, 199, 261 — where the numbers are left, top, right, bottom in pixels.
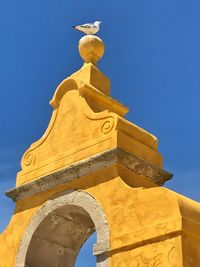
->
1, 35, 200, 267
6, 148, 172, 202
15, 190, 109, 267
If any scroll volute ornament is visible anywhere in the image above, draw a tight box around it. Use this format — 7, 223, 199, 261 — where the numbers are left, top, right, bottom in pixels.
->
22, 151, 36, 169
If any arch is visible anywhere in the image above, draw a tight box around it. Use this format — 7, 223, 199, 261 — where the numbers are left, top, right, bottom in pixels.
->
15, 190, 109, 267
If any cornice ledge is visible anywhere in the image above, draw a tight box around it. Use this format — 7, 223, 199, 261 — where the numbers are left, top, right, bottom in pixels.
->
6, 148, 173, 202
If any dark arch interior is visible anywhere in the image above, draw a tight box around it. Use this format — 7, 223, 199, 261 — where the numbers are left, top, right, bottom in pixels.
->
25, 204, 95, 267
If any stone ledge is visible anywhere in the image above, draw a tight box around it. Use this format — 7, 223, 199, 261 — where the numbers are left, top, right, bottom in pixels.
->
6, 148, 173, 202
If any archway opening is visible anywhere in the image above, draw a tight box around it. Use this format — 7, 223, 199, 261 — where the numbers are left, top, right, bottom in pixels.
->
25, 204, 96, 267
75, 232, 97, 266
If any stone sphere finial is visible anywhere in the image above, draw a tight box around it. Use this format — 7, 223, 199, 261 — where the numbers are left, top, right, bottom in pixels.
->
78, 35, 104, 65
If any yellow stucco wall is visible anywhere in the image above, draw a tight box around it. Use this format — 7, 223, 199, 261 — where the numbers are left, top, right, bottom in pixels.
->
1, 35, 200, 266
1, 174, 200, 266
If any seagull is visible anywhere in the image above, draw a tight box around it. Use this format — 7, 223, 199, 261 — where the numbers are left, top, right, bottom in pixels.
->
72, 21, 102, 35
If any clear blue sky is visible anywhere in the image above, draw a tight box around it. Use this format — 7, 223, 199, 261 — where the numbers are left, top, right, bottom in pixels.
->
0, 0, 200, 265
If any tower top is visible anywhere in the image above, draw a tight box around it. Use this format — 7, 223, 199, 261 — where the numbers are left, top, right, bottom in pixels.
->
7, 35, 172, 199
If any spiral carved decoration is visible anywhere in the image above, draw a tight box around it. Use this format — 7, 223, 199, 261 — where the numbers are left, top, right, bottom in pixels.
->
23, 152, 36, 167
101, 117, 114, 134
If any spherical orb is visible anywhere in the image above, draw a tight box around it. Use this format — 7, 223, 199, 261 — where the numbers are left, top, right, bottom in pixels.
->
78, 35, 105, 65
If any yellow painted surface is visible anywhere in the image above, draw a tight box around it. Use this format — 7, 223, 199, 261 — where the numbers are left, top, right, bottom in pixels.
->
17, 78, 161, 186
1, 35, 200, 266
1, 175, 200, 266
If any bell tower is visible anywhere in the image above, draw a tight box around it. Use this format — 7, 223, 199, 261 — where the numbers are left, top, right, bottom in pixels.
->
1, 35, 200, 267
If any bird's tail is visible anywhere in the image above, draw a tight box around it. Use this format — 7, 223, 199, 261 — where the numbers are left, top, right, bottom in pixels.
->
72, 26, 76, 29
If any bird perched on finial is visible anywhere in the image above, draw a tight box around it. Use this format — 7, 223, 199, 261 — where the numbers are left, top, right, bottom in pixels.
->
72, 21, 102, 35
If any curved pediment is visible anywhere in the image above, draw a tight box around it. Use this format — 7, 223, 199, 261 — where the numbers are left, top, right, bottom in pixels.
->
17, 78, 119, 185
16, 36, 162, 186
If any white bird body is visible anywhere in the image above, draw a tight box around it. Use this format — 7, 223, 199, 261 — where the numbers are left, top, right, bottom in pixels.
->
73, 21, 102, 35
